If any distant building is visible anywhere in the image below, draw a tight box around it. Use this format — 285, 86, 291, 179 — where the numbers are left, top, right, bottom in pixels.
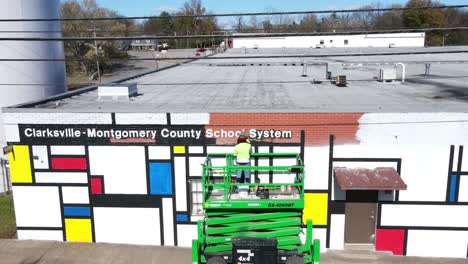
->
117, 40, 131, 51
231, 32, 425, 49
131, 37, 159, 51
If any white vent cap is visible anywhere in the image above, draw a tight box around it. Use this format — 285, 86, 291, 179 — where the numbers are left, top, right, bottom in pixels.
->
98, 83, 138, 101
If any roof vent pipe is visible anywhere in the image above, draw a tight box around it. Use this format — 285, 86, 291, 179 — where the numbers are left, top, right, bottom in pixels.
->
394, 63, 406, 83
425, 63, 431, 77
301, 63, 308, 77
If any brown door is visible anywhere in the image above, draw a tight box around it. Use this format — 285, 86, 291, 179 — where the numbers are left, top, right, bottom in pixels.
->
344, 191, 378, 243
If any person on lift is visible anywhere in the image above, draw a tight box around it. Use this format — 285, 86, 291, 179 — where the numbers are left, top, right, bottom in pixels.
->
233, 133, 252, 183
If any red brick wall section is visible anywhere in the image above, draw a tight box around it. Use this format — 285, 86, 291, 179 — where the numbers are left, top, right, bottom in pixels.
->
207, 113, 364, 146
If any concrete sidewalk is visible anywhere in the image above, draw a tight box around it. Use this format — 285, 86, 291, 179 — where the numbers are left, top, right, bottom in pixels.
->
0, 239, 466, 264
0, 239, 191, 264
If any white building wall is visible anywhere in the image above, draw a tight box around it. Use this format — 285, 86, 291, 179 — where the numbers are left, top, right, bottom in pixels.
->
176, 224, 198, 248
407, 230, 468, 258
89, 146, 147, 195
460, 177, 468, 202
3, 111, 468, 258
303, 146, 329, 190
17, 230, 63, 241
329, 214, 345, 250
94, 207, 161, 246
397, 145, 450, 202
355, 113, 468, 202
333, 143, 453, 202
381, 204, 468, 228
233, 33, 425, 48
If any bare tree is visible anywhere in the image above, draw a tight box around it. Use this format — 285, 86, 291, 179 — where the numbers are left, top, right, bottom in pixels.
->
174, 0, 218, 48
234, 16, 244, 32
299, 14, 319, 32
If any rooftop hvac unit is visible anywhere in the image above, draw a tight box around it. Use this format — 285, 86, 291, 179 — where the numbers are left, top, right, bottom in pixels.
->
335, 75, 347, 87
326, 63, 343, 79
379, 68, 397, 82
98, 83, 138, 101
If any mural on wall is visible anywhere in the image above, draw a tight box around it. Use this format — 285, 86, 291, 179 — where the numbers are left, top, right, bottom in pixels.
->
5, 112, 468, 258
8, 116, 310, 247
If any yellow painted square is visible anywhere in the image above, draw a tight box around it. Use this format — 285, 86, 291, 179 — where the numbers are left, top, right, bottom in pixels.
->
173, 146, 186, 154
65, 219, 93, 243
303, 193, 328, 225
8, 145, 32, 183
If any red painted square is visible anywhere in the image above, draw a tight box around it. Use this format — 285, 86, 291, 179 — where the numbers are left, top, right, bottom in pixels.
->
375, 229, 405, 256
91, 177, 103, 194
51, 157, 87, 170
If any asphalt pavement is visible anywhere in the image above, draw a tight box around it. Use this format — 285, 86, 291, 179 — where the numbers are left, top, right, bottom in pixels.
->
99, 49, 202, 83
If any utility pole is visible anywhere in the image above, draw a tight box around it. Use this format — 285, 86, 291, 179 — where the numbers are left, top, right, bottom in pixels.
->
1, 159, 6, 195
93, 28, 101, 83
151, 52, 159, 70
442, 32, 449, 46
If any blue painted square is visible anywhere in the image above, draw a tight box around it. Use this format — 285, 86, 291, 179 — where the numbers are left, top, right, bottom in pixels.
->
64, 207, 91, 217
449, 175, 458, 202
149, 162, 173, 195
176, 214, 188, 222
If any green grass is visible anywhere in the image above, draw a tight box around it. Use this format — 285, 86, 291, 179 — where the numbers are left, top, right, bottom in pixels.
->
0, 194, 16, 238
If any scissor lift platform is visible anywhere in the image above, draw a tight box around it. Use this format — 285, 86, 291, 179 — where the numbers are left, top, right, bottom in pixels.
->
192, 153, 320, 264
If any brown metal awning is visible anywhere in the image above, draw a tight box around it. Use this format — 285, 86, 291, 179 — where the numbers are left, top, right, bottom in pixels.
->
334, 167, 407, 191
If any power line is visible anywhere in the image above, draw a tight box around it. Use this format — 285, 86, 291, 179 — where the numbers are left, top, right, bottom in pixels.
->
0, 27, 438, 34
210, 26, 462, 33
197, 60, 468, 66
1, 75, 468, 87
0, 57, 188, 62
0, 30, 145, 34
0, 27, 466, 41
0, 5, 467, 22
0, 25, 463, 35
130, 76, 468, 85
1, 49, 467, 62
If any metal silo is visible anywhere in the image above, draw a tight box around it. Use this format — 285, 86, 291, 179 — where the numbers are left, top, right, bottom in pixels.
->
0, 0, 67, 148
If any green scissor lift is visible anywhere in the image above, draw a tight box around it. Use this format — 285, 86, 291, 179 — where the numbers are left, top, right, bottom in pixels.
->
192, 153, 320, 264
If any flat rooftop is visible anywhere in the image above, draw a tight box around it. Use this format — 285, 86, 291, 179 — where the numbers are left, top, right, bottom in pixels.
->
7, 46, 468, 113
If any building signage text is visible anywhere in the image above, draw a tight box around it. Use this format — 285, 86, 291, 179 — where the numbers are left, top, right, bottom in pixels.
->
19, 125, 293, 144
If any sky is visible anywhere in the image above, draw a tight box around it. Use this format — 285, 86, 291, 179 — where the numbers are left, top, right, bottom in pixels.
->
94, 0, 467, 17
91, 0, 467, 28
